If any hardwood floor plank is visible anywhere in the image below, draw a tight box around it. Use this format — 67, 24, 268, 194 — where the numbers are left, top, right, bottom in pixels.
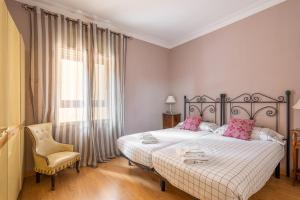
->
18, 157, 300, 200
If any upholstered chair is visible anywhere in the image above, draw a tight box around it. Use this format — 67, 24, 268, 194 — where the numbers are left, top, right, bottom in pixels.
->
25, 123, 81, 190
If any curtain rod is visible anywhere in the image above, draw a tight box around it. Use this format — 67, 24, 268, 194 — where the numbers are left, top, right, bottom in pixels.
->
22, 4, 133, 39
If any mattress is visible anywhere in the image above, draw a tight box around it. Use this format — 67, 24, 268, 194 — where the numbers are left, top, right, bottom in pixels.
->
117, 128, 211, 168
152, 134, 284, 200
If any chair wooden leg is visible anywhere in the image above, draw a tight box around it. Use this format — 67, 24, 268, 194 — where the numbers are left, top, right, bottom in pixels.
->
275, 163, 280, 179
51, 174, 56, 191
36, 172, 41, 183
128, 160, 133, 166
76, 160, 80, 173
160, 179, 166, 192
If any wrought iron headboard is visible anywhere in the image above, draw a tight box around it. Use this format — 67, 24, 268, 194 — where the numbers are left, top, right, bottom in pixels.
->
222, 90, 291, 177
184, 94, 224, 125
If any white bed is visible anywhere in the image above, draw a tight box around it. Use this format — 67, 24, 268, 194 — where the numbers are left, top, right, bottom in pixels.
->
152, 134, 284, 200
117, 128, 211, 168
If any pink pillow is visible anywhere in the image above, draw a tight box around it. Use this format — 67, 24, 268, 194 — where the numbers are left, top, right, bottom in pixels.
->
223, 118, 255, 140
181, 116, 202, 131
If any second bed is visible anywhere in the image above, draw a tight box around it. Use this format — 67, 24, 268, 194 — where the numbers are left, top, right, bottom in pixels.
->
152, 134, 284, 200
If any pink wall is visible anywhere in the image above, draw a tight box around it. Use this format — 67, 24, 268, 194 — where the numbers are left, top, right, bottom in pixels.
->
125, 39, 169, 133
169, 0, 300, 130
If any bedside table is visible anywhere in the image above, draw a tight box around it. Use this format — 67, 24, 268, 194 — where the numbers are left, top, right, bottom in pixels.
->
162, 113, 181, 129
292, 129, 300, 185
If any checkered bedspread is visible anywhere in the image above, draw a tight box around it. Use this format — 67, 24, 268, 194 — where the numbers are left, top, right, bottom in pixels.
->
152, 134, 284, 200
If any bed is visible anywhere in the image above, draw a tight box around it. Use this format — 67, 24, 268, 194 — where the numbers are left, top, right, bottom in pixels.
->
117, 94, 222, 169
152, 134, 284, 200
117, 128, 212, 168
152, 91, 291, 200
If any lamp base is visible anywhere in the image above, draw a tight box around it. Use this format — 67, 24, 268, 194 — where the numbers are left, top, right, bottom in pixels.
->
166, 104, 174, 114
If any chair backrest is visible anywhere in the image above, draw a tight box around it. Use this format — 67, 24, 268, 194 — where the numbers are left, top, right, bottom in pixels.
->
25, 123, 57, 156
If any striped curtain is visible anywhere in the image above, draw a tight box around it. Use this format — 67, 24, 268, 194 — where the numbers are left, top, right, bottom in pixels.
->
28, 8, 127, 166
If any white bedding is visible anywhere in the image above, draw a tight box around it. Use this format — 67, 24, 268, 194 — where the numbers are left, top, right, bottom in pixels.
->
117, 128, 211, 168
152, 134, 284, 200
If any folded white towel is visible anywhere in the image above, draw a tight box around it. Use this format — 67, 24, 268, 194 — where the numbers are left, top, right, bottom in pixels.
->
181, 154, 210, 164
142, 139, 159, 144
177, 148, 210, 164
177, 148, 205, 156
140, 133, 155, 139
183, 152, 206, 157
141, 136, 156, 140
185, 149, 205, 154
182, 158, 209, 165
140, 133, 159, 144
185, 149, 205, 156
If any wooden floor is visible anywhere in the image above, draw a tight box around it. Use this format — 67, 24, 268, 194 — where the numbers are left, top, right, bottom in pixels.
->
19, 157, 300, 200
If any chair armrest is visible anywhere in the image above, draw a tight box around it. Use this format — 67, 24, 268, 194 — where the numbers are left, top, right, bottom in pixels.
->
52, 142, 74, 152
33, 152, 50, 166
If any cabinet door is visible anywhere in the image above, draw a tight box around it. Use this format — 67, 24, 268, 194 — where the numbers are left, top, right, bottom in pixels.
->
20, 38, 25, 188
0, 137, 8, 200
7, 8, 20, 126
0, 1, 25, 199
8, 129, 20, 200
7, 10, 21, 200
0, 0, 7, 127
0, 0, 8, 199
163, 114, 172, 129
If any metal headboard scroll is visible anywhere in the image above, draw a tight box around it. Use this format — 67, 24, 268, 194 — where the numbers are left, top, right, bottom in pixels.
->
184, 95, 221, 125
223, 90, 291, 177
225, 93, 286, 131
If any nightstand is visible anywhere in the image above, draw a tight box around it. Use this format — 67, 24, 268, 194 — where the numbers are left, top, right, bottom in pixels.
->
292, 129, 300, 185
162, 113, 181, 129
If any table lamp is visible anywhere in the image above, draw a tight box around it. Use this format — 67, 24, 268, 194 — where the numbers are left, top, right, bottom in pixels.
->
166, 95, 176, 114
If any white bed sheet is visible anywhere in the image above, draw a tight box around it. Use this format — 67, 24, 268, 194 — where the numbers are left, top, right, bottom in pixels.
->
117, 128, 211, 168
152, 134, 284, 200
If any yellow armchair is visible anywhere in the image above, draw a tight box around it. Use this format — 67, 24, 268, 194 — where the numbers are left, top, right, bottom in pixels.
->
25, 123, 81, 190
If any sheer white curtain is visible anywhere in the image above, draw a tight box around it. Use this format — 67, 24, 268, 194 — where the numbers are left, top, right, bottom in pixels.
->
28, 8, 127, 166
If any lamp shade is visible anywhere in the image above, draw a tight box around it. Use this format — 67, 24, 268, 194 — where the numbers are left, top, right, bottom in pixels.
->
293, 98, 300, 109
166, 95, 176, 104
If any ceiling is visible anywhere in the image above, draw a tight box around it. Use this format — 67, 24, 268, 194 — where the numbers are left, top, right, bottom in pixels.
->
19, 0, 285, 48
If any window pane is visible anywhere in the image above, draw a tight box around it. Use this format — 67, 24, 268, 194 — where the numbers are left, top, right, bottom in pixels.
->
93, 64, 106, 100
59, 48, 87, 123
93, 64, 108, 120
58, 50, 108, 123
60, 58, 85, 101
59, 107, 87, 123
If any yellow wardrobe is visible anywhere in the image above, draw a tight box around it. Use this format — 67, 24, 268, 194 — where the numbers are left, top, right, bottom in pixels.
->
0, 0, 25, 199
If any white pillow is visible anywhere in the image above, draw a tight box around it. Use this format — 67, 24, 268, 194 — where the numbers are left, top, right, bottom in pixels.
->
175, 122, 184, 128
251, 127, 285, 145
175, 121, 219, 132
199, 122, 219, 132
213, 124, 285, 145
213, 125, 228, 135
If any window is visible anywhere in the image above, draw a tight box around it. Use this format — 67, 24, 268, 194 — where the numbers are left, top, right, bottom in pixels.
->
58, 49, 107, 123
